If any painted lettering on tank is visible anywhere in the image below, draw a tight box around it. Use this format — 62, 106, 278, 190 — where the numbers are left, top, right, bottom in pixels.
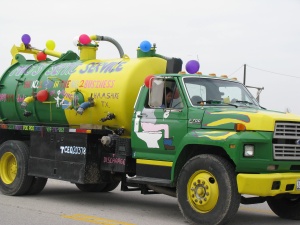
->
8, 62, 81, 77
44, 62, 82, 76
22, 79, 69, 89
0, 94, 14, 102
92, 92, 119, 99
78, 79, 115, 89
101, 101, 110, 108
24, 63, 48, 76
79, 61, 126, 74
8, 65, 31, 77
17, 94, 25, 103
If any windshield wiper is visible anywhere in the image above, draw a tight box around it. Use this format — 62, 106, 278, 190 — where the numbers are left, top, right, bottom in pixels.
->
234, 100, 253, 105
200, 100, 238, 108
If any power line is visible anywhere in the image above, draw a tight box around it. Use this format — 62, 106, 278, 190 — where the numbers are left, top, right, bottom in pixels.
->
247, 65, 300, 79
229, 65, 244, 76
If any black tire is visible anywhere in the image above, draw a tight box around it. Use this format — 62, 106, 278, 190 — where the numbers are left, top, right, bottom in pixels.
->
177, 154, 240, 225
101, 180, 120, 192
26, 177, 48, 195
0, 140, 33, 196
75, 183, 107, 192
267, 194, 300, 220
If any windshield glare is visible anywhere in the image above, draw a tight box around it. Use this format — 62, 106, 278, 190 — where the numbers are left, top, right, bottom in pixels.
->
183, 77, 260, 108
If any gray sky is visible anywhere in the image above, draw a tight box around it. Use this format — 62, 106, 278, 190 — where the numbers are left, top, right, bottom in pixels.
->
1, 0, 300, 113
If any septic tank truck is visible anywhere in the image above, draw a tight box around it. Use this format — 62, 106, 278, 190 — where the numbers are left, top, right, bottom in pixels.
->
0, 34, 300, 225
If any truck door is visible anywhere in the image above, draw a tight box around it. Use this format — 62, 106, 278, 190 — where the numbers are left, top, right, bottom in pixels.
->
132, 77, 188, 180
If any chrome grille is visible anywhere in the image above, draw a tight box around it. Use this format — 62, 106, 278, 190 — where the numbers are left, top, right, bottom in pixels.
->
273, 144, 300, 160
274, 122, 300, 139
273, 122, 300, 160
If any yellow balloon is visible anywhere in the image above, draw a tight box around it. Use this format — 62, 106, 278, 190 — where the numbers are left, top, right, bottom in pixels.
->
46, 40, 56, 50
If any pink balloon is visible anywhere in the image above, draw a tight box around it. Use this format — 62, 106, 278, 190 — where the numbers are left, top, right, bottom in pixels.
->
79, 34, 91, 45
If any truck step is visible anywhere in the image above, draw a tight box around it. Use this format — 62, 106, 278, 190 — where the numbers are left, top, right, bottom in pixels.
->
126, 176, 172, 187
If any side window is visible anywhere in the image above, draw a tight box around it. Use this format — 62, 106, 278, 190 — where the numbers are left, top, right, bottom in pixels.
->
148, 78, 183, 108
148, 78, 164, 108
162, 79, 183, 109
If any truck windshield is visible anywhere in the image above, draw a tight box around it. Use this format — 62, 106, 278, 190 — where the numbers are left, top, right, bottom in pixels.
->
183, 77, 260, 108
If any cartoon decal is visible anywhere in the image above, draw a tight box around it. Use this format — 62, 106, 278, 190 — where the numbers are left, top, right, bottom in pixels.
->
54, 90, 65, 108
134, 109, 175, 150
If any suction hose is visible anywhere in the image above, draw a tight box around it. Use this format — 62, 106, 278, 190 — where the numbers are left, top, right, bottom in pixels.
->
90, 35, 125, 58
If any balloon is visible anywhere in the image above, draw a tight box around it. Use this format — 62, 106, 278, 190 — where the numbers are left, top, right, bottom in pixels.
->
46, 40, 56, 50
21, 34, 31, 45
140, 40, 151, 52
73, 35, 79, 46
144, 75, 154, 88
79, 34, 91, 45
185, 60, 200, 74
36, 90, 49, 102
37, 52, 47, 61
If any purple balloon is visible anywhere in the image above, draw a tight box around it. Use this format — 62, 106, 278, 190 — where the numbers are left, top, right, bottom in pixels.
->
21, 34, 31, 45
186, 60, 200, 74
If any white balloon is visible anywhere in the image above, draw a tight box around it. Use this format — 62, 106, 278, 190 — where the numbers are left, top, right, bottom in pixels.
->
73, 36, 79, 46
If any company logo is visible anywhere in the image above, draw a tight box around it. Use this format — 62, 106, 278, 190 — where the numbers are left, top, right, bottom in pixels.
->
295, 140, 300, 145
189, 119, 201, 124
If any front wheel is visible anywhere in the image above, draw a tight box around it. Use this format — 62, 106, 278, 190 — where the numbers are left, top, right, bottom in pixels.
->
177, 154, 240, 225
267, 194, 300, 220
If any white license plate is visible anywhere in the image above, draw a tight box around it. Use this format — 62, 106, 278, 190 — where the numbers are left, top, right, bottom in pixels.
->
297, 179, 300, 190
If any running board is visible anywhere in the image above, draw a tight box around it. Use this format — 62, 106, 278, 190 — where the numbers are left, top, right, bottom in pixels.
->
126, 176, 173, 187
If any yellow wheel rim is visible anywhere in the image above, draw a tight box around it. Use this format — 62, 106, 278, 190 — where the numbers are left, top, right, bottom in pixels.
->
0, 152, 18, 184
187, 170, 219, 213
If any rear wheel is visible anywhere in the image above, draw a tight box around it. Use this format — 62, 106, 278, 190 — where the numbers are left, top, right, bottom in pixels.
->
75, 183, 107, 192
101, 180, 120, 192
267, 194, 300, 220
0, 140, 33, 196
177, 154, 240, 225
26, 177, 48, 195
75, 180, 120, 192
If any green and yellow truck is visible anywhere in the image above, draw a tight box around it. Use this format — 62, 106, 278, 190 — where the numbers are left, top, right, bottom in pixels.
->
0, 34, 300, 225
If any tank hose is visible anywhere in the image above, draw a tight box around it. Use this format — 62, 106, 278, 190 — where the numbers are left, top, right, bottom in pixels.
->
21, 96, 35, 108
90, 35, 124, 58
77, 101, 94, 115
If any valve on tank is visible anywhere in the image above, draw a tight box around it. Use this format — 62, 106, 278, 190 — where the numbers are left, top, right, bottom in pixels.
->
76, 95, 95, 115
100, 113, 116, 122
100, 133, 120, 154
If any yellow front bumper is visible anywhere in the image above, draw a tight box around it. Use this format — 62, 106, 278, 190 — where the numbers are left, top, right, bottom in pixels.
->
237, 173, 300, 196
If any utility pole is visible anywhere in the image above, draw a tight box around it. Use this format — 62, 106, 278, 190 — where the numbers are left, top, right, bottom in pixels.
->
243, 64, 246, 85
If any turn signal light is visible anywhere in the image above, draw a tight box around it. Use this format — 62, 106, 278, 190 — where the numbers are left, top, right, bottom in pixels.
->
235, 123, 246, 131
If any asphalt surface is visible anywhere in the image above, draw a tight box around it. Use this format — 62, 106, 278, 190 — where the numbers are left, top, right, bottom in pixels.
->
0, 179, 299, 225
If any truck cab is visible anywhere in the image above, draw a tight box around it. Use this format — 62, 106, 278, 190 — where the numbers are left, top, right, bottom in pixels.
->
130, 73, 300, 224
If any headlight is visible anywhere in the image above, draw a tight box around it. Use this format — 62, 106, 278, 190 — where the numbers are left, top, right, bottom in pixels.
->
244, 145, 254, 157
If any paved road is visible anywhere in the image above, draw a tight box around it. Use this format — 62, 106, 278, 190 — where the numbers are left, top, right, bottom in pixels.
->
0, 179, 299, 225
